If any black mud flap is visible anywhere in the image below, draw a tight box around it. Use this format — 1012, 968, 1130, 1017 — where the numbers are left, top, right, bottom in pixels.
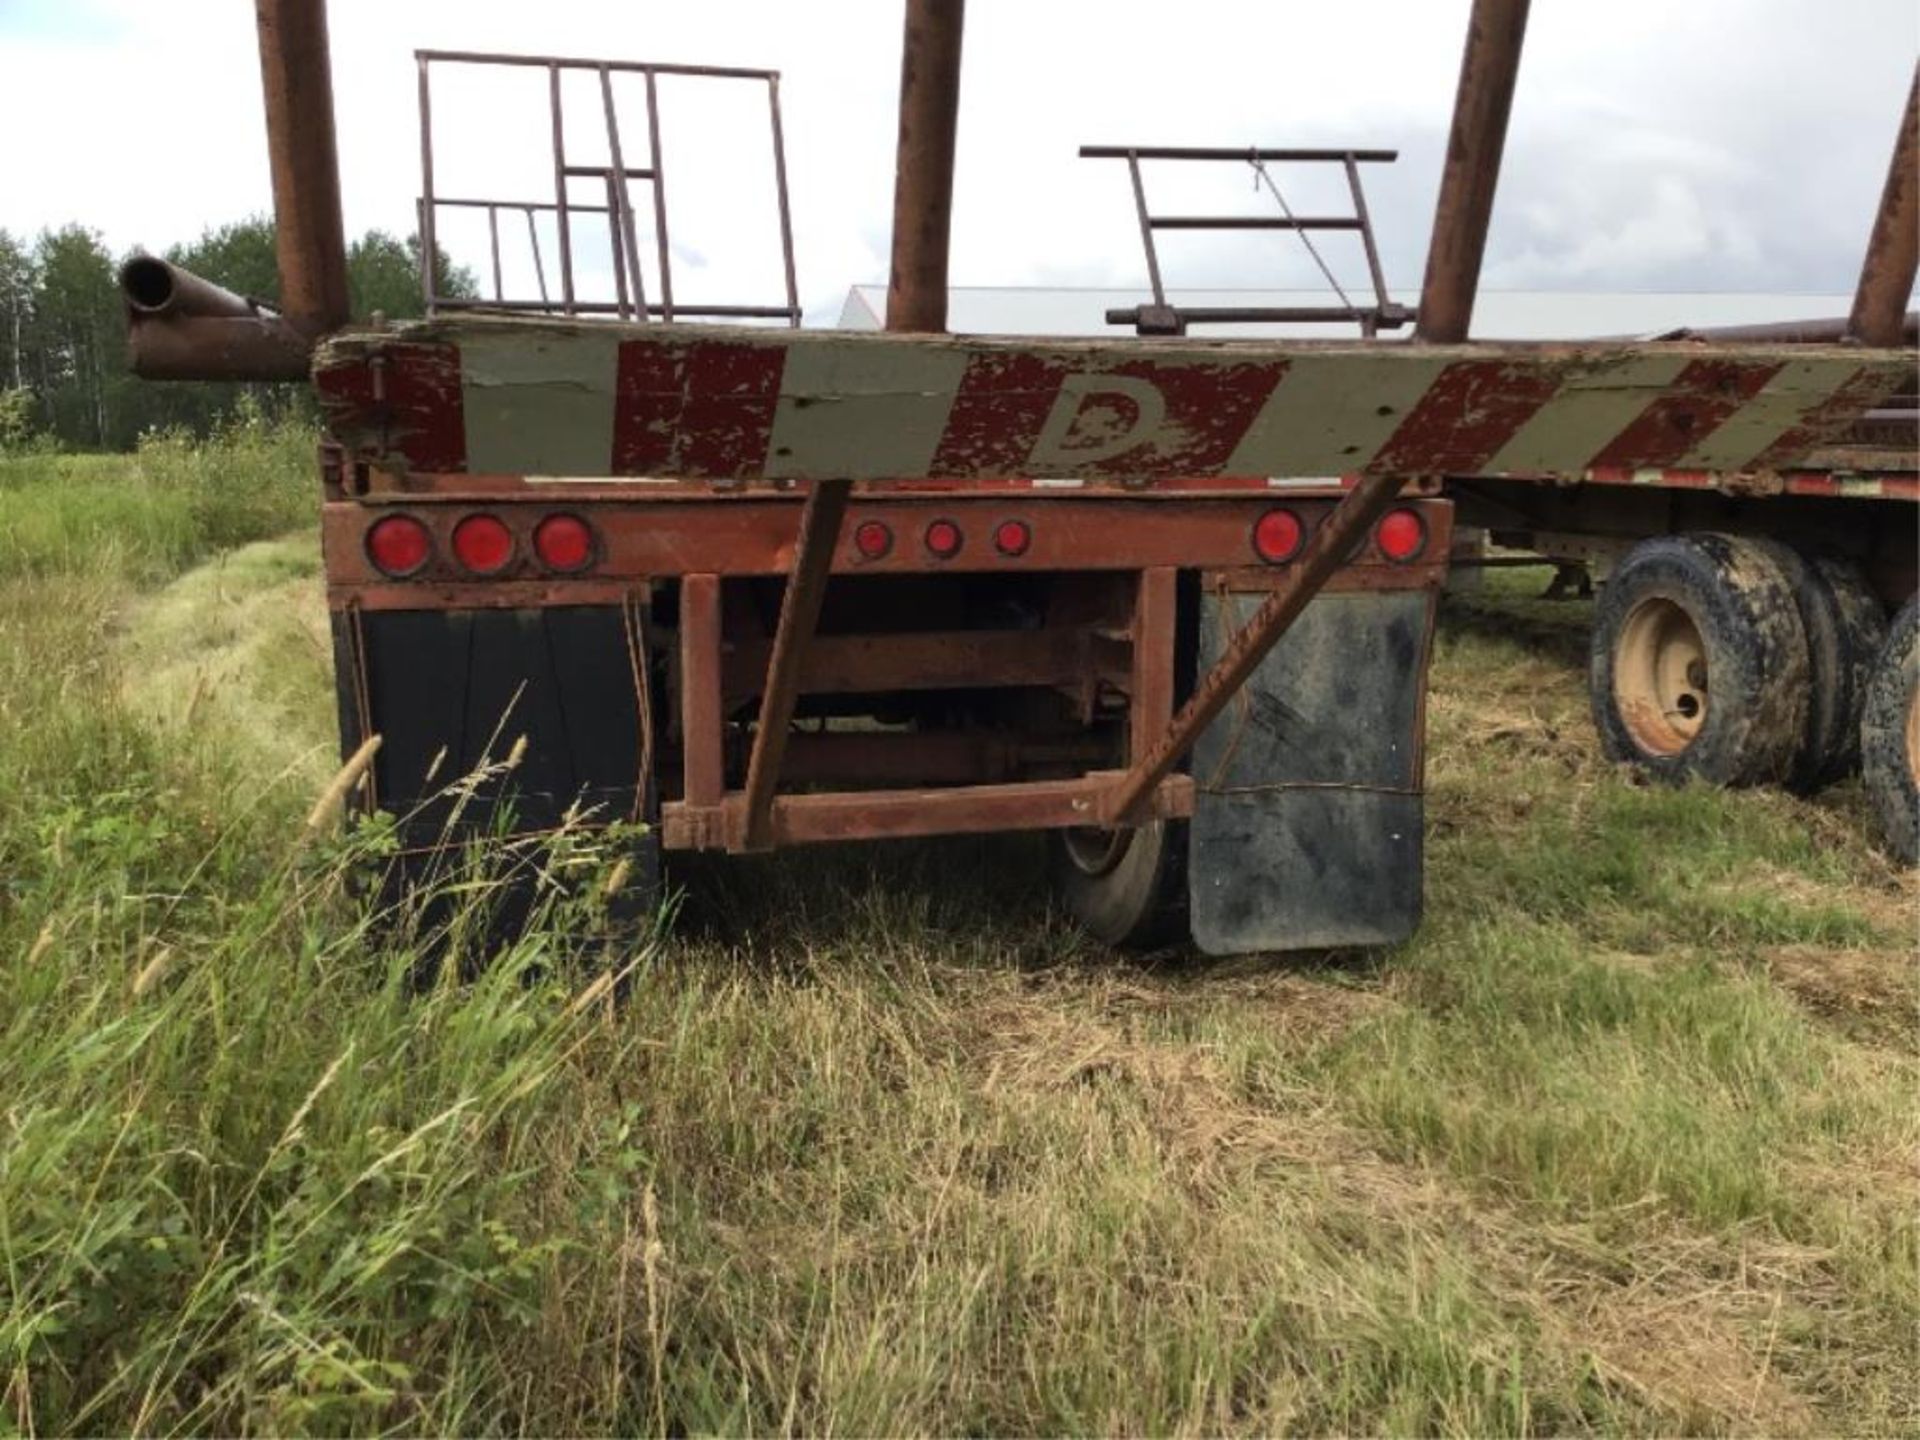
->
332, 606, 647, 840
1188, 588, 1433, 954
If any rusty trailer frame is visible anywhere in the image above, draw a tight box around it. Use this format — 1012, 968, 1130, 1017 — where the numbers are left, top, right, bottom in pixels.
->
122, 0, 1920, 922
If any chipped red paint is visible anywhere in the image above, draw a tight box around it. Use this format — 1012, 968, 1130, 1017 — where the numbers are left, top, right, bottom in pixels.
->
612, 337, 786, 477
1747, 363, 1910, 472
1588, 357, 1781, 470
928, 354, 1287, 477
314, 341, 467, 472
927, 352, 1068, 476
1369, 358, 1561, 475
1090, 358, 1290, 474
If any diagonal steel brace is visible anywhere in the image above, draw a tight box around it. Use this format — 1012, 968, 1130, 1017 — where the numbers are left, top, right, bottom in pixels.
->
737, 478, 852, 850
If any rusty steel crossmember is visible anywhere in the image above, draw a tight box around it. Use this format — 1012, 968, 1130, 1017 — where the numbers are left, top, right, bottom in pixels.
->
1105, 0, 1530, 824
737, 0, 966, 852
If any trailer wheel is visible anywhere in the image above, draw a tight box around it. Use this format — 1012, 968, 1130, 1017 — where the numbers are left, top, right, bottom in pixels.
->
1755, 546, 1886, 791
1049, 820, 1187, 948
1590, 533, 1809, 786
1860, 597, 1919, 866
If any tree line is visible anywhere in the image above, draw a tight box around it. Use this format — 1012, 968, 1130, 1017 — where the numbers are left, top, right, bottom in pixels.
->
0, 220, 474, 452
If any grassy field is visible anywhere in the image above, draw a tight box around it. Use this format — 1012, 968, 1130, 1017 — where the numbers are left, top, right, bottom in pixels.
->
1, 429, 1914, 1436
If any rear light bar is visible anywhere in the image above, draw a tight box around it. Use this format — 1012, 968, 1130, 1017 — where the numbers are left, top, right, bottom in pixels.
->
350, 500, 1444, 583
361, 510, 602, 579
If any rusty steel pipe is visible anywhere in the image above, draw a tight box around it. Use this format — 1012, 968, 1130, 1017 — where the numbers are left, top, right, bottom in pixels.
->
1415, 0, 1530, 342
256, 0, 350, 332
1847, 64, 1920, 347
884, 0, 966, 333
125, 316, 313, 382
121, 256, 266, 320
1653, 313, 1920, 346
120, 257, 311, 380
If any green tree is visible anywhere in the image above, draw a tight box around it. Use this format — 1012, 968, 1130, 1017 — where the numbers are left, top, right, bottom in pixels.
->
28, 226, 123, 448
0, 230, 34, 393
166, 218, 281, 303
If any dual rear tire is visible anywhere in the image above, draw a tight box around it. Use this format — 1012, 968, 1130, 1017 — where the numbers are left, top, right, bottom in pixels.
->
1590, 532, 1912, 862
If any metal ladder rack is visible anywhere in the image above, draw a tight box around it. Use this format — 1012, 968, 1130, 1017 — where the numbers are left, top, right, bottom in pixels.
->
415, 49, 802, 326
1080, 144, 1411, 337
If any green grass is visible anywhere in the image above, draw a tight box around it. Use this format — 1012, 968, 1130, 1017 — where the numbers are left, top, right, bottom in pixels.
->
1, 441, 1914, 1435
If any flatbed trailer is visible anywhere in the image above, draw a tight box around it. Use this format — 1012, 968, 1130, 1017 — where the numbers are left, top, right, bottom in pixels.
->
123, 0, 1920, 953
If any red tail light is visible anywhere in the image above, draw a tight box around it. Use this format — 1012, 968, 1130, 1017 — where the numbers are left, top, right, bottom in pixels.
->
366, 514, 430, 577
1375, 508, 1427, 562
852, 519, 894, 560
534, 513, 594, 572
1252, 508, 1305, 564
993, 519, 1032, 557
451, 514, 514, 574
924, 519, 963, 559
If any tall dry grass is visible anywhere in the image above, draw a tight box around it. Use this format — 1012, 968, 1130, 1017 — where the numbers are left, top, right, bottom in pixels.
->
2, 435, 1914, 1435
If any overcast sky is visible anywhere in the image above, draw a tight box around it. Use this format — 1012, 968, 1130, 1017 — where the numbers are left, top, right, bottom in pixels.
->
3, 0, 1914, 325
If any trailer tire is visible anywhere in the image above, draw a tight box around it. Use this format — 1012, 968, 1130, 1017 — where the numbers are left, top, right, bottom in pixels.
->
1049, 819, 1187, 949
1590, 533, 1809, 787
1860, 597, 1919, 866
1769, 548, 1887, 791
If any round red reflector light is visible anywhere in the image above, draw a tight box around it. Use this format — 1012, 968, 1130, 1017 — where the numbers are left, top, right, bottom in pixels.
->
451, 514, 514, 575
1252, 507, 1305, 564
852, 519, 893, 560
993, 519, 1032, 557
534, 513, 594, 572
924, 519, 963, 559
366, 514, 430, 577
1376, 508, 1427, 562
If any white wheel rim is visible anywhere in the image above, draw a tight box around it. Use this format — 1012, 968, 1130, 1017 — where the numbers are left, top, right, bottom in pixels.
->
1615, 596, 1709, 756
